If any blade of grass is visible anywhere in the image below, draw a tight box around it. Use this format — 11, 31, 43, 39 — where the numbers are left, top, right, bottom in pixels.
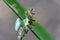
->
3, 0, 53, 40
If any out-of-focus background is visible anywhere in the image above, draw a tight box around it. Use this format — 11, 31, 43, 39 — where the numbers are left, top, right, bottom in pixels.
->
0, 0, 60, 40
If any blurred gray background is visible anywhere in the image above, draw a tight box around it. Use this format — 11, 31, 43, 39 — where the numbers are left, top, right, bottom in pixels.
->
0, 0, 60, 40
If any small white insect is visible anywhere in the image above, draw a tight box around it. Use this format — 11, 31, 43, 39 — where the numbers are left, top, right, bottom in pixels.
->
15, 8, 35, 40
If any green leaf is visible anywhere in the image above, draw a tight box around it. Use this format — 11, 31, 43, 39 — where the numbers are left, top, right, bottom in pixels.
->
3, 0, 53, 40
